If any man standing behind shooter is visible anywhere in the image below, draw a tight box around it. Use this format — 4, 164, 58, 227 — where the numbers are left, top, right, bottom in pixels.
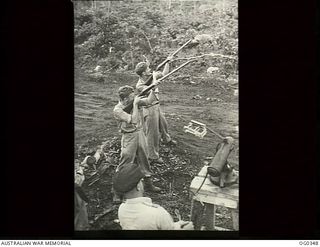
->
113, 74, 162, 193
135, 56, 177, 165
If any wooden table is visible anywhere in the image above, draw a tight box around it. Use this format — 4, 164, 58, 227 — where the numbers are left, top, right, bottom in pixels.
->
190, 166, 239, 231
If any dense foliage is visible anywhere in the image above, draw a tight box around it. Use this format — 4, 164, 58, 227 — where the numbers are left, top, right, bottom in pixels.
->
74, 0, 238, 78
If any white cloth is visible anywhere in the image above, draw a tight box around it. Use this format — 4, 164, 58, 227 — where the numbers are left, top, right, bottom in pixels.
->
118, 197, 176, 230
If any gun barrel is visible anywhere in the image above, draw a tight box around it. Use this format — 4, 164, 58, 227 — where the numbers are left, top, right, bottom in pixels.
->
139, 60, 195, 96
123, 60, 195, 113
156, 39, 192, 71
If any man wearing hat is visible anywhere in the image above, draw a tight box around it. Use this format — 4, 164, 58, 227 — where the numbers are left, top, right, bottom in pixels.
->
113, 163, 194, 230
113, 76, 161, 193
135, 56, 177, 165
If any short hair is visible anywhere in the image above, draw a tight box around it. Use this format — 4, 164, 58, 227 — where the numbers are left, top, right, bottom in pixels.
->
118, 85, 134, 100
135, 62, 148, 76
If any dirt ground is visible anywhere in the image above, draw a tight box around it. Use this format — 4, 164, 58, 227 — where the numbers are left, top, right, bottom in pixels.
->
74, 67, 238, 230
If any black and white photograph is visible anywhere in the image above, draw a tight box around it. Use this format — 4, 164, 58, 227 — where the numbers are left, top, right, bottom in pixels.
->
74, 0, 238, 232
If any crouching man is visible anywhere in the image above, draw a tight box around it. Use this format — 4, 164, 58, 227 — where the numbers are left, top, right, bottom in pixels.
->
113, 163, 194, 230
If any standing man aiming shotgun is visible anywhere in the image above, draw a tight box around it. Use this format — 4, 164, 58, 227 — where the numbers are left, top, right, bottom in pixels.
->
113, 72, 163, 193
135, 55, 177, 165
134, 39, 196, 164
134, 39, 194, 165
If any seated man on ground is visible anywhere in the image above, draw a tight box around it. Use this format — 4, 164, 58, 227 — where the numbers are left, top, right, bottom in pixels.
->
113, 163, 194, 230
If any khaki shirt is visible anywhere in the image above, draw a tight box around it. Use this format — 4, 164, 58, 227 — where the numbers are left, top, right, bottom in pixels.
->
113, 101, 143, 133
136, 78, 160, 102
118, 197, 176, 230
113, 91, 157, 133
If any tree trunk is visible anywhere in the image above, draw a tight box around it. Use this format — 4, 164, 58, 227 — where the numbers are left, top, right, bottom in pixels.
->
107, 1, 111, 15
91, 0, 96, 10
130, 50, 134, 70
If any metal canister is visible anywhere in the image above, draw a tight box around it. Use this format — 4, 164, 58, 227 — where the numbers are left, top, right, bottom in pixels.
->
207, 137, 234, 177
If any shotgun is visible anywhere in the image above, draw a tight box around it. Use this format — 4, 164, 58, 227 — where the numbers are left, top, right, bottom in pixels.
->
143, 39, 193, 86
156, 39, 193, 71
123, 59, 196, 113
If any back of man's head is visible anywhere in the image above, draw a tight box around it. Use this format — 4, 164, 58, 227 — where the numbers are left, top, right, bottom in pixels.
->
113, 163, 145, 196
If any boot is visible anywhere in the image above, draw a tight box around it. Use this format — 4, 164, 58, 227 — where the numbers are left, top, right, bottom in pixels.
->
149, 157, 164, 165
144, 177, 161, 193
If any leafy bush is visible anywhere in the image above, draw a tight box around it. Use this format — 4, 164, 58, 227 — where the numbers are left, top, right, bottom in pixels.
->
74, 0, 238, 78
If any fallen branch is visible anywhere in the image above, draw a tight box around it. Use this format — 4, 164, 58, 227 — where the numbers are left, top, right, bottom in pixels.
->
173, 53, 237, 61
75, 115, 93, 120
94, 205, 117, 222
87, 170, 99, 179
88, 176, 100, 187
169, 182, 172, 195
192, 76, 207, 79
75, 92, 89, 97
106, 64, 119, 72
87, 163, 112, 187
219, 84, 227, 92
230, 81, 238, 85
